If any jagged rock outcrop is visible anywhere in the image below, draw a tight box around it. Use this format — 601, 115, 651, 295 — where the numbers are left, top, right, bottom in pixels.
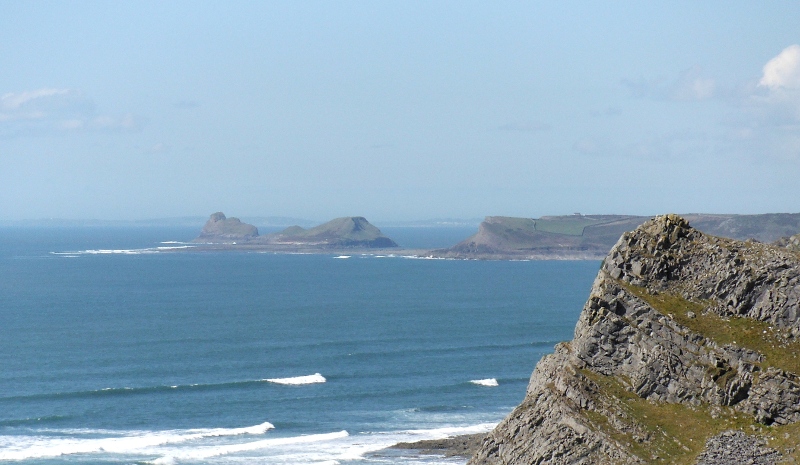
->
470, 214, 800, 464
775, 233, 800, 251
194, 212, 259, 242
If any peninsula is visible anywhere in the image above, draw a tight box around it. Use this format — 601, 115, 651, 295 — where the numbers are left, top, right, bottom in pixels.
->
431, 213, 800, 260
192, 212, 398, 251
465, 214, 800, 464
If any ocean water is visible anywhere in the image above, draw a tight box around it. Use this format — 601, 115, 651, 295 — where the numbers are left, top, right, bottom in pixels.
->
0, 227, 599, 465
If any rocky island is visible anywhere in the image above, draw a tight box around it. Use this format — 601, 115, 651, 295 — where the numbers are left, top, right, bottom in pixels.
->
194, 212, 260, 242
192, 212, 398, 251
465, 214, 800, 464
431, 213, 800, 260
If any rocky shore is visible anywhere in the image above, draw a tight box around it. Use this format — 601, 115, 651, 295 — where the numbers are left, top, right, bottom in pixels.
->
389, 433, 487, 458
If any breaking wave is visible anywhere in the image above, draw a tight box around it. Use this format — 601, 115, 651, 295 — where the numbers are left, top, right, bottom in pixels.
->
470, 378, 499, 387
0, 422, 274, 461
263, 373, 327, 385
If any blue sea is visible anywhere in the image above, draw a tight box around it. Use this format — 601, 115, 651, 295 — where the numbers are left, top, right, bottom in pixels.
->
0, 227, 598, 465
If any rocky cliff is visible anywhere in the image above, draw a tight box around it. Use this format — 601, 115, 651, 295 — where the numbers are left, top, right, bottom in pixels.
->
469, 214, 800, 464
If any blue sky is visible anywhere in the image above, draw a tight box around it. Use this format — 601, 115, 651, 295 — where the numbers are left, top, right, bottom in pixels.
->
2, 1, 799, 221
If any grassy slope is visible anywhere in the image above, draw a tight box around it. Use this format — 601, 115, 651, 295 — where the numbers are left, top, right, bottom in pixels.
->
573, 283, 800, 463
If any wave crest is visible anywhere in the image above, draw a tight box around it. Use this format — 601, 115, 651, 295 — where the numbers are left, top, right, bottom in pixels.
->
264, 373, 326, 385
470, 378, 499, 387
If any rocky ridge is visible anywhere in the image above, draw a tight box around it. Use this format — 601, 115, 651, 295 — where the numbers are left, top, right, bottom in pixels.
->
469, 214, 800, 464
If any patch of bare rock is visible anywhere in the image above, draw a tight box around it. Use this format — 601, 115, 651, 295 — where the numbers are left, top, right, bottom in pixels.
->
695, 430, 780, 465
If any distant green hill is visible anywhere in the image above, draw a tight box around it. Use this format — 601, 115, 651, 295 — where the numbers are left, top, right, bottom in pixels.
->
264, 217, 398, 248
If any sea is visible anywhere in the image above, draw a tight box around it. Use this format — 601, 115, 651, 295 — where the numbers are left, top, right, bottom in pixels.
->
0, 226, 599, 465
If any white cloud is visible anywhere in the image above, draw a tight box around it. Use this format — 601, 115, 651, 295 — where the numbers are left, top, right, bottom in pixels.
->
759, 44, 800, 90
0, 88, 70, 110
0, 88, 143, 137
744, 45, 800, 129
496, 122, 551, 132
622, 66, 716, 102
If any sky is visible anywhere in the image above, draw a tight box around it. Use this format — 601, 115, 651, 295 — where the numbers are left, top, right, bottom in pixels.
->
2, 1, 800, 222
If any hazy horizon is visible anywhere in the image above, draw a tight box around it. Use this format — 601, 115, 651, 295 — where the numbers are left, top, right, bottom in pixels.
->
3, 2, 799, 221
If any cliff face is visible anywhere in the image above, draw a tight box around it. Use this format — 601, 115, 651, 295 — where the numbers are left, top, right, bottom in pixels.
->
437, 215, 646, 260
470, 214, 800, 464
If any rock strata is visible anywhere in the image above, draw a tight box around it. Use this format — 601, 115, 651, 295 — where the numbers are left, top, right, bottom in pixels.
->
469, 214, 800, 464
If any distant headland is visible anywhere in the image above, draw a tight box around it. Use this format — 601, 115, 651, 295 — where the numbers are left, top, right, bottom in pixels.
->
191, 212, 398, 251
428, 213, 800, 260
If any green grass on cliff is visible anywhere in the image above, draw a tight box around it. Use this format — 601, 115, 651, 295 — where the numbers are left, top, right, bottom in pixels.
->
623, 284, 800, 375
601, 283, 800, 462
533, 217, 600, 236
580, 369, 762, 464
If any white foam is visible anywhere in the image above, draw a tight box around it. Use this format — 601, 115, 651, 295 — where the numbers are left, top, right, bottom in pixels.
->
153, 424, 497, 465
0, 422, 274, 461
50, 245, 194, 256
333, 255, 351, 259
471, 378, 499, 387
0, 422, 498, 464
150, 430, 349, 463
264, 373, 326, 385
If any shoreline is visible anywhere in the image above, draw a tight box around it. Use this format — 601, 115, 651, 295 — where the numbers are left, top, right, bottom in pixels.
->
385, 433, 486, 459
173, 243, 609, 260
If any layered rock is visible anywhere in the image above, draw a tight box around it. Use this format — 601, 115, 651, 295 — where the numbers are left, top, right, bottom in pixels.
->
194, 212, 259, 242
470, 214, 800, 464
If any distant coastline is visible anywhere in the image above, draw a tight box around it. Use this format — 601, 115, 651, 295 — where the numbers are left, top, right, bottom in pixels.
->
179, 212, 800, 261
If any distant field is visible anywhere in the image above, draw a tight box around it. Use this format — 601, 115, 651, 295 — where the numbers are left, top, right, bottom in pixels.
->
534, 217, 602, 236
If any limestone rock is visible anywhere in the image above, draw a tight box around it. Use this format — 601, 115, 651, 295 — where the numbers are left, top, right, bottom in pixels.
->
470, 214, 800, 464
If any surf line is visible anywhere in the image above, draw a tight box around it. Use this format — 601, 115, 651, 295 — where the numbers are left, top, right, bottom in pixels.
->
263, 373, 326, 385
